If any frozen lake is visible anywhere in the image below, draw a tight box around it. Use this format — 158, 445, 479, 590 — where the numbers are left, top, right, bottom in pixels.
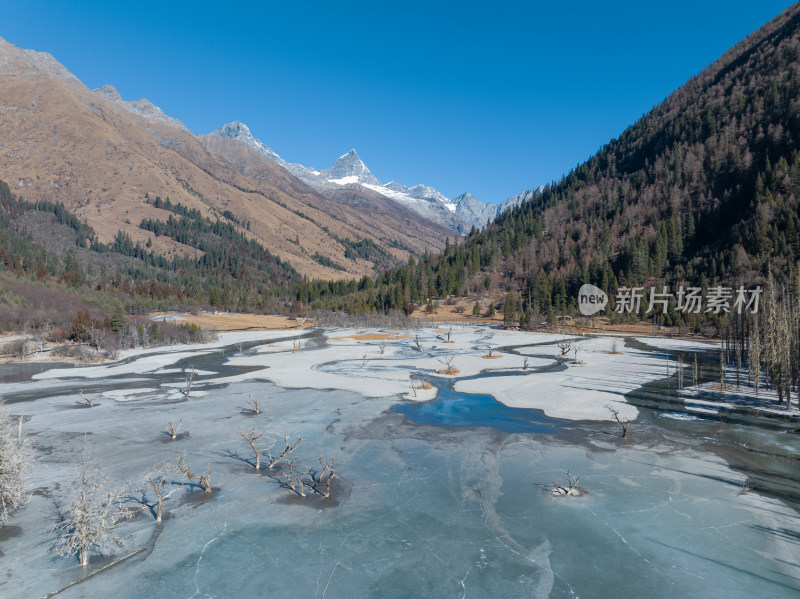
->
2, 327, 800, 598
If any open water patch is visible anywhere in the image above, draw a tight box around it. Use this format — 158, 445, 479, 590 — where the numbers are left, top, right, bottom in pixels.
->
392, 378, 566, 434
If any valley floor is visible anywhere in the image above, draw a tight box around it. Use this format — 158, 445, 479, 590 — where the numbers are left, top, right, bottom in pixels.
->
1, 326, 799, 598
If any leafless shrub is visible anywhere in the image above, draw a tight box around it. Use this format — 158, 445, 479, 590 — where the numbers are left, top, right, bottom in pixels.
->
281, 459, 312, 497
409, 373, 428, 397
437, 354, 459, 375
572, 346, 581, 364
292, 340, 301, 353
266, 435, 303, 470
176, 456, 211, 494
167, 419, 182, 440
52, 344, 100, 361
183, 366, 195, 397
247, 395, 261, 415
377, 341, 387, 354
362, 354, 368, 368
0, 405, 34, 524
143, 461, 182, 522
557, 340, 574, 356
237, 428, 266, 470
606, 404, 631, 438
549, 470, 587, 497
315, 456, 336, 498
413, 335, 421, 349
51, 439, 136, 565
3, 338, 34, 360
523, 357, 529, 370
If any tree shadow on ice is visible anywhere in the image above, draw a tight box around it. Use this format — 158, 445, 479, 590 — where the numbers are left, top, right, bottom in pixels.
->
275, 476, 351, 509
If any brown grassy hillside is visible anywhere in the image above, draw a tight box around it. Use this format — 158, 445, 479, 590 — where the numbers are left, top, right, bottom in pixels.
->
0, 38, 451, 279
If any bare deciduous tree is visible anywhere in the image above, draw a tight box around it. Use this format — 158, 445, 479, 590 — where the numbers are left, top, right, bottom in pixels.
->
167, 419, 182, 440
557, 340, 573, 356
281, 459, 311, 497
184, 366, 196, 397
79, 391, 94, 408
51, 439, 135, 566
378, 341, 387, 355
605, 404, 631, 438
266, 435, 303, 470
550, 470, 587, 497
237, 428, 266, 470
295, 466, 312, 497
281, 459, 296, 493
144, 462, 182, 522
0, 405, 34, 524
437, 354, 458, 375
247, 394, 261, 415
444, 326, 454, 343
176, 456, 211, 494
316, 456, 336, 498
481, 344, 496, 358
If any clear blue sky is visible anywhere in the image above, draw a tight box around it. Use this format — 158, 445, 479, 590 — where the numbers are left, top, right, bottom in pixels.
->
3, 1, 797, 203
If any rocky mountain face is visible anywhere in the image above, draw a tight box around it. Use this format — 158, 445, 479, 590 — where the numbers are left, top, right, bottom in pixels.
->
0, 37, 453, 279
205, 122, 503, 231
497, 186, 544, 214
321, 150, 381, 186
452, 192, 498, 228
94, 84, 191, 132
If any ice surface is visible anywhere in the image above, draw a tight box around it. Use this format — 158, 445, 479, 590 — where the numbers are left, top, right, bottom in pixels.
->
1, 327, 799, 598
634, 337, 719, 352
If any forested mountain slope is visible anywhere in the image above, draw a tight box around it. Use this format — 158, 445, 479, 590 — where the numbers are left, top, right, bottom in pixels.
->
299, 4, 800, 326
0, 179, 303, 333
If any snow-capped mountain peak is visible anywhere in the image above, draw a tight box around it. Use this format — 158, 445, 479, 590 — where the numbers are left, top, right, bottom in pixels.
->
321, 149, 380, 186
203, 120, 506, 231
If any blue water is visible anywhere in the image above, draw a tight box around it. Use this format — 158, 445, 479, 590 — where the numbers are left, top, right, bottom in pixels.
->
392, 379, 565, 434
